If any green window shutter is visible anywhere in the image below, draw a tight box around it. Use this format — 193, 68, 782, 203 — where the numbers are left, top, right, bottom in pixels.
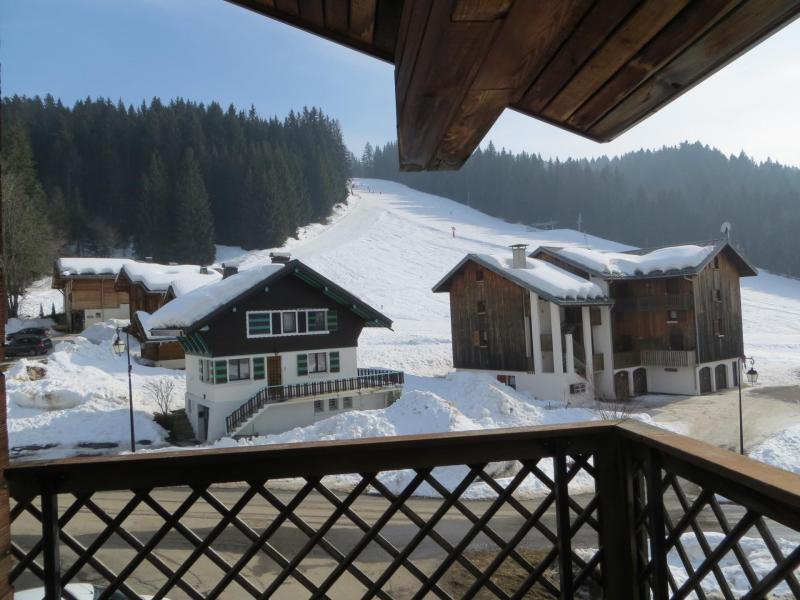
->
248, 312, 272, 335
297, 353, 308, 376
329, 351, 340, 373
253, 356, 265, 380
214, 360, 228, 384
327, 310, 338, 332
307, 311, 317, 329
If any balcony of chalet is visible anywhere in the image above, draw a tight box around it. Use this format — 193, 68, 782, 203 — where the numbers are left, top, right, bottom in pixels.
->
6, 421, 800, 599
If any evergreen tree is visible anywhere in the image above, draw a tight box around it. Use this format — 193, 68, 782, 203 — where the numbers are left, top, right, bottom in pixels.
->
173, 149, 215, 264
135, 153, 170, 260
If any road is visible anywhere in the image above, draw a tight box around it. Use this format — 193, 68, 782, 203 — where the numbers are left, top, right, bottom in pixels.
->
11, 483, 796, 599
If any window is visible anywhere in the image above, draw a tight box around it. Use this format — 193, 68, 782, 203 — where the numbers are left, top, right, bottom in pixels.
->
477, 300, 486, 314
570, 382, 586, 394
282, 311, 297, 333
343, 397, 353, 409
590, 307, 601, 326
328, 398, 338, 411
247, 309, 330, 338
475, 269, 484, 282
307, 310, 326, 332
314, 400, 324, 413
228, 358, 251, 381
713, 256, 720, 269
667, 310, 679, 323
479, 327, 488, 348
497, 375, 516, 390
714, 318, 725, 337
309, 352, 328, 373
712, 289, 722, 302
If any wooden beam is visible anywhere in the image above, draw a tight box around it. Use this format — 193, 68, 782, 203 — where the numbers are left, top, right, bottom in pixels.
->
542, 0, 691, 123
518, 0, 640, 115
350, 0, 376, 44
567, 0, 742, 131
589, 0, 800, 141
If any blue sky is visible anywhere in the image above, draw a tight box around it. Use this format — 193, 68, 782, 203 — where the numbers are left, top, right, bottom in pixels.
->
3, 0, 800, 166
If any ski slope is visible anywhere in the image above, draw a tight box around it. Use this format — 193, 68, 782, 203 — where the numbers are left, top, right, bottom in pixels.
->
217, 178, 800, 385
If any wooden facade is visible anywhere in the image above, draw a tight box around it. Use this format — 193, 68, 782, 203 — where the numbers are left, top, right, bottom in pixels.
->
189, 273, 368, 358
52, 272, 130, 332
445, 260, 530, 372
610, 276, 696, 355
693, 248, 745, 363
229, 0, 800, 170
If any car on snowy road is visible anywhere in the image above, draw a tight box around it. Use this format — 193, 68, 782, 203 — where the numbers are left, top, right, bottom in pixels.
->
6, 327, 51, 341
4, 336, 53, 358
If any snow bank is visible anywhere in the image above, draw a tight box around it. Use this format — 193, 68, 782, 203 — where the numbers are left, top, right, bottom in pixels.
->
5, 321, 181, 451
142, 264, 283, 331
468, 253, 607, 300
750, 424, 800, 474
81, 319, 128, 344
557, 245, 715, 277
199, 372, 666, 498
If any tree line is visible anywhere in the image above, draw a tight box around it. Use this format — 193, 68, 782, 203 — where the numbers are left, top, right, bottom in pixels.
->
1, 95, 350, 317
3, 95, 350, 266
356, 141, 800, 277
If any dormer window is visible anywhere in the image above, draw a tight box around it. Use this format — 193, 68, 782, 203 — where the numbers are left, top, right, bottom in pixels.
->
475, 270, 484, 282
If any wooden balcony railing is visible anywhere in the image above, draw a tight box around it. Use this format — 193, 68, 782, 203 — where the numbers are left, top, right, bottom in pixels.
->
614, 350, 641, 369
641, 349, 696, 368
5, 421, 800, 599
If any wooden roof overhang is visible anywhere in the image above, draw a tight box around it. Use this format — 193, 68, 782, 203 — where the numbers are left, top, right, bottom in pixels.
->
227, 0, 800, 171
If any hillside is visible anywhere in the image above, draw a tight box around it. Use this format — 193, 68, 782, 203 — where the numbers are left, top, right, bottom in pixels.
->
218, 178, 800, 386
357, 142, 800, 277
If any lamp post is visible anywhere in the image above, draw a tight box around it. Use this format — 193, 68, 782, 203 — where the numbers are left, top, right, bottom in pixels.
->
113, 327, 136, 453
737, 355, 758, 455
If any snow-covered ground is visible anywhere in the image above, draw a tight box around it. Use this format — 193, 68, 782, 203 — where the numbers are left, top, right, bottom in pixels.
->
17, 277, 63, 319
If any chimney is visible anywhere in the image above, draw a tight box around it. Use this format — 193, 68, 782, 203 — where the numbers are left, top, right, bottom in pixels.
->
222, 263, 239, 279
511, 244, 528, 269
270, 252, 291, 264
199, 266, 209, 275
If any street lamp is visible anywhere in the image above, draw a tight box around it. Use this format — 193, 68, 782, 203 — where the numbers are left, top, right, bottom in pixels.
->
736, 355, 757, 456
113, 326, 136, 453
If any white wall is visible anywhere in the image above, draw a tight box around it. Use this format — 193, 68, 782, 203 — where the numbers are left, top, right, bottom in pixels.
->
457, 368, 594, 405
644, 366, 698, 396
592, 306, 615, 400
83, 304, 130, 328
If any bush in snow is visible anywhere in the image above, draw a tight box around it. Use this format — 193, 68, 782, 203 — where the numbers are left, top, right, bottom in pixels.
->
143, 378, 177, 416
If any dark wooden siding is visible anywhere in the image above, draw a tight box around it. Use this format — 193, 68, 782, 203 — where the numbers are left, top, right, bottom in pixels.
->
199, 274, 364, 357
610, 278, 695, 353
447, 261, 529, 372
693, 250, 744, 363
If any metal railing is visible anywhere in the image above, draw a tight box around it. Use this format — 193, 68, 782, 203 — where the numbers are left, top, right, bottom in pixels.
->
6, 421, 800, 599
225, 368, 404, 433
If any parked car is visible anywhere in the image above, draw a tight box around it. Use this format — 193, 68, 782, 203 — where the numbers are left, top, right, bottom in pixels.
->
4, 336, 53, 357
7, 327, 50, 341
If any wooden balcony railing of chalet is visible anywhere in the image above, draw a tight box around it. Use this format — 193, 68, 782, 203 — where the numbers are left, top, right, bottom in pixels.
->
6, 421, 800, 599
614, 351, 641, 369
226, 368, 404, 434
641, 349, 697, 368
615, 294, 693, 312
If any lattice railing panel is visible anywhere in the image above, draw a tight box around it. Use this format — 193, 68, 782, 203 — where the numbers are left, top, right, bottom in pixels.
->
631, 456, 800, 600
9, 455, 607, 599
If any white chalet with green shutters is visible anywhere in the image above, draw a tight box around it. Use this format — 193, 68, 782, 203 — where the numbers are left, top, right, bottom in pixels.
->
142, 259, 403, 442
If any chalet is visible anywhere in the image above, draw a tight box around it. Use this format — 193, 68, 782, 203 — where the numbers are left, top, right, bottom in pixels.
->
433, 245, 611, 403
52, 258, 134, 331
531, 239, 757, 399
435, 239, 756, 402
142, 259, 403, 442
115, 262, 221, 367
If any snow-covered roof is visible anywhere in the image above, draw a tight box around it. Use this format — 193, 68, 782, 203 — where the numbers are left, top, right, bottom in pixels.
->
56, 257, 134, 278
554, 245, 715, 277
118, 262, 220, 293
433, 253, 609, 304
144, 260, 394, 336
143, 264, 284, 332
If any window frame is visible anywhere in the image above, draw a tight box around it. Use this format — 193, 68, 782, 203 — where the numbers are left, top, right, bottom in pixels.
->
247, 309, 330, 339
308, 352, 328, 374
342, 397, 353, 409
313, 399, 324, 413
328, 398, 338, 411
227, 358, 251, 382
